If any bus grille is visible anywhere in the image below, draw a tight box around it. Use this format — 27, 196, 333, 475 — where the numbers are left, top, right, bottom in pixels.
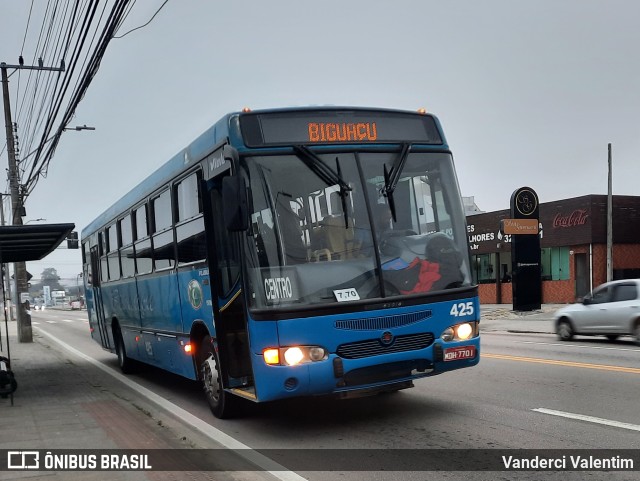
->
336, 332, 435, 359
334, 310, 432, 331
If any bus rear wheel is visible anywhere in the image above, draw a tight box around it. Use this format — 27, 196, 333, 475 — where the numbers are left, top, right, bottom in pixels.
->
200, 336, 236, 419
115, 330, 136, 374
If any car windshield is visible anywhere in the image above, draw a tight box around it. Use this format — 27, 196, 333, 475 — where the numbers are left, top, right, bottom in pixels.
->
240, 150, 472, 309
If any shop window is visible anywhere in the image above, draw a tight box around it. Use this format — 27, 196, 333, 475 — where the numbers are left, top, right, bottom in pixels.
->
472, 253, 496, 284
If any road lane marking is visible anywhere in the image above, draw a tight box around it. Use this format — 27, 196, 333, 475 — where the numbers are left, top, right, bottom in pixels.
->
61, 319, 73, 323
35, 327, 305, 481
514, 340, 640, 353
482, 353, 640, 374
45, 320, 57, 324
533, 408, 640, 432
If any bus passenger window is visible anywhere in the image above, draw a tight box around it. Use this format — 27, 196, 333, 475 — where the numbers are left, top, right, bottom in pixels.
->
107, 224, 120, 281
152, 230, 175, 270
134, 238, 153, 274
120, 215, 135, 278
152, 190, 172, 232
134, 205, 148, 240
176, 217, 206, 265
176, 173, 201, 221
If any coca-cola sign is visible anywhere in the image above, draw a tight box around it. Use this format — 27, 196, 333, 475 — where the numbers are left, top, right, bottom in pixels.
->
553, 209, 589, 228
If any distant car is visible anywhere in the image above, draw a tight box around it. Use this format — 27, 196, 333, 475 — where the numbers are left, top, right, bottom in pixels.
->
555, 279, 640, 344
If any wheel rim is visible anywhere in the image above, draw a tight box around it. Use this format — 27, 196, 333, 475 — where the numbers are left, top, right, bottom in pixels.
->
202, 355, 221, 404
558, 322, 571, 339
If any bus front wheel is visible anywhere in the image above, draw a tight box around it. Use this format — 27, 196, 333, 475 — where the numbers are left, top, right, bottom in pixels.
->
200, 336, 236, 419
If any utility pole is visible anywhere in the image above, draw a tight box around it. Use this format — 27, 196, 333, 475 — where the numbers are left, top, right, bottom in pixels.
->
606, 143, 613, 283
0, 194, 14, 321
1, 59, 64, 342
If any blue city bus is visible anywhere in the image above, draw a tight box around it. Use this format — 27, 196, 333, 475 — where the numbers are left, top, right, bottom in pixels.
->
81, 107, 480, 418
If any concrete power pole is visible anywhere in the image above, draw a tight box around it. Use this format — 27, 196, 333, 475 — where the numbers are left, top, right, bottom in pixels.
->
1, 60, 64, 342
606, 143, 613, 283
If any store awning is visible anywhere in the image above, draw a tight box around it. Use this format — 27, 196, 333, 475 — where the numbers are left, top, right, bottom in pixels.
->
0, 224, 75, 263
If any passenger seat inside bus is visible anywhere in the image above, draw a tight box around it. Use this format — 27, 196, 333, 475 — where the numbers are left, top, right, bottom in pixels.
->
313, 214, 356, 261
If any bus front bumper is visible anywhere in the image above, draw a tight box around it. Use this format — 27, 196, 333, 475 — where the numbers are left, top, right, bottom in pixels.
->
251, 339, 480, 402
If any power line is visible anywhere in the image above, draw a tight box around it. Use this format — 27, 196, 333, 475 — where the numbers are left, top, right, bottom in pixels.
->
114, 0, 168, 38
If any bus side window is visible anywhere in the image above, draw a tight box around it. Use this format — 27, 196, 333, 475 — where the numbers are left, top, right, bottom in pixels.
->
107, 224, 121, 281
82, 240, 92, 286
175, 172, 206, 265
99, 232, 109, 283
120, 214, 135, 278
133, 204, 153, 275
151, 189, 175, 270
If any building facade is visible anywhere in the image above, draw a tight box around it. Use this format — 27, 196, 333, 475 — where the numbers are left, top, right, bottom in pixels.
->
467, 195, 640, 304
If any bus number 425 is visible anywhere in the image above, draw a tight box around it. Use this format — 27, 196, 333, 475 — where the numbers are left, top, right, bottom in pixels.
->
450, 302, 474, 317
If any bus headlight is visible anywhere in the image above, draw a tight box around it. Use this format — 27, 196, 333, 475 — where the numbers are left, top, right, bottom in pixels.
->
456, 323, 473, 340
264, 346, 328, 366
440, 322, 476, 342
284, 347, 304, 366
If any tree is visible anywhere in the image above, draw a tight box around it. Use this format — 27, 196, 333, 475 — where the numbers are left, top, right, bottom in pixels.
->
29, 268, 65, 297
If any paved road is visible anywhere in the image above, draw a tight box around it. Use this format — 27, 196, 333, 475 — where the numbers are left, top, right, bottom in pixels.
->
25, 309, 640, 480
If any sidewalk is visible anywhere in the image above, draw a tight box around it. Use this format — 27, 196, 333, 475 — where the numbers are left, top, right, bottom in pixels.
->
479, 303, 564, 334
0, 320, 269, 481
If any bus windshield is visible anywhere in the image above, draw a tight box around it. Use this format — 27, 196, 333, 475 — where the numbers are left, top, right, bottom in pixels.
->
242, 150, 471, 309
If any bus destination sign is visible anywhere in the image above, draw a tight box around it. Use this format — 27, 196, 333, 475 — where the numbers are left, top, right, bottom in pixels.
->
308, 121, 378, 143
239, 109, 443, 147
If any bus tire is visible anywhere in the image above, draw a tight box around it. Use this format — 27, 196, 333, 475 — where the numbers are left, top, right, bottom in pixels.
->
200, 335, 236, 419
115, 330, 136, 374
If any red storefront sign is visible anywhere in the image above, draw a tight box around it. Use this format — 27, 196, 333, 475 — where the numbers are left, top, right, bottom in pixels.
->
553, 209, 589, 228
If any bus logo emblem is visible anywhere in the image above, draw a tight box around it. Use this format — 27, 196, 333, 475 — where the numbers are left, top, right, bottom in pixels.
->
188, 280, 203, 310
380, 331, 394, 346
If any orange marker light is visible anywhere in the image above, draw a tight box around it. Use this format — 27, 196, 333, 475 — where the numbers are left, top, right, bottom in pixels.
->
184, 343, 193, 354
242, 107, 252, 112
135, 336, 140, 342
263, 348, 280, 365
417, 108, 427, 114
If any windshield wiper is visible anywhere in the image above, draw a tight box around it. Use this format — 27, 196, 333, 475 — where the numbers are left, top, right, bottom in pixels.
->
293, 145, 352, 228
382, 143, 412, 222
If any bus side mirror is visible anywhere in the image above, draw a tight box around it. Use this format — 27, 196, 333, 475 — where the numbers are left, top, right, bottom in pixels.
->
222, 176, 249, 231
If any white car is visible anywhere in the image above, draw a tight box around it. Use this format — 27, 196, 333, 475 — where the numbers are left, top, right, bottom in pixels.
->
555, 279, 640, 343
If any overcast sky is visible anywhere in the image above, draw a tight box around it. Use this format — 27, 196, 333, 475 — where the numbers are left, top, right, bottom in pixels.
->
2, 0, 639, 280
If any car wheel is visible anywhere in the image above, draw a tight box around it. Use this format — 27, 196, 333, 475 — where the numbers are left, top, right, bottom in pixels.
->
633, 322, 640, 346
605, 334, 619, 341
200, 335, 237, 419
557, 319, 574, 341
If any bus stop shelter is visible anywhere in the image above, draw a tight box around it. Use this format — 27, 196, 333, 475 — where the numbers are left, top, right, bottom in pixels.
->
0, 223, 75, 404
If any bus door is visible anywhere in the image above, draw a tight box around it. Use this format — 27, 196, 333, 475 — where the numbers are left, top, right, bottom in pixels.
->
89, 246, 111, 349
201, 171, 255, 398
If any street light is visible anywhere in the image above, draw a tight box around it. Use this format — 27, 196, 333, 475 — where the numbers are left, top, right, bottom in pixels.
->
20, 125, 96, 164
63, 124, 95, 132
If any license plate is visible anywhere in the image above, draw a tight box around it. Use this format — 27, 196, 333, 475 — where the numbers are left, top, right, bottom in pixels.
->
444, 345, 476, 361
